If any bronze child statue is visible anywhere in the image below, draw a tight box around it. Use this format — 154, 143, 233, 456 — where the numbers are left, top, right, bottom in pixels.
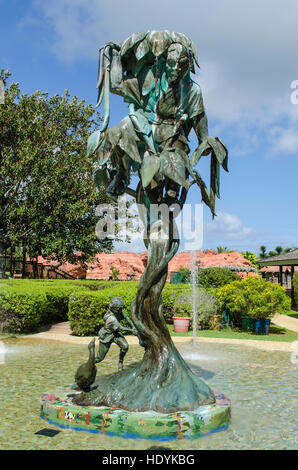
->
96, 296, 140, 371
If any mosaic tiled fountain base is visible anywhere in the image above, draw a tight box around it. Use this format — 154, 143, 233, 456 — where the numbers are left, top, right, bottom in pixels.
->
40, 388, 231, 440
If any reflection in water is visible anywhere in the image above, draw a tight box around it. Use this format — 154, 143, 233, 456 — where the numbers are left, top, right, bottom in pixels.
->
0, 337, 297, 450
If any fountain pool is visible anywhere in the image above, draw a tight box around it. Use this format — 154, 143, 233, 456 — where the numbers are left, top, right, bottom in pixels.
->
0, 337, 297, 450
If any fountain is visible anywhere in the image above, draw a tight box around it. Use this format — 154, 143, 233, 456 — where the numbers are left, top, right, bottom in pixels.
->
0, 338, 296, 449
40, 30, 230, 439
190, 250, 198, 347
0, 341, 6, 365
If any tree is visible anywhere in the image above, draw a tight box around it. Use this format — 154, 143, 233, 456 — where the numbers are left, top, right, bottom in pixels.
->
0, 70, 113, 271
241, 250, 258, 269
267, 246, 292, 258
216, 246, 228, 253
259, 245, 267, 258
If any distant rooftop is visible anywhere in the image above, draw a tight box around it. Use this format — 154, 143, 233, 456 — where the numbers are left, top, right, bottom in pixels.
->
258, 248, 298, 266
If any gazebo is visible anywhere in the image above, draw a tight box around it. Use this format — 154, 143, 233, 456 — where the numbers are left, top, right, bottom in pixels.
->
258, 248, 298, 308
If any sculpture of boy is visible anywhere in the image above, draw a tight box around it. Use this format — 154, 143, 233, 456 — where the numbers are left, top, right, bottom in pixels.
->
96, 296, 139, 371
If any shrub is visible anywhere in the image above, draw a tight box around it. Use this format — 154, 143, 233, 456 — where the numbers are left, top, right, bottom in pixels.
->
215, 276, 291, 322
0, 278, 220, 334
197, 267, 239, 289
177, 268, 191, 283
172, 288, 219, 329
68, 282, 194, 334
162, 284, 191, 321
0, 279, 104, 333
110, 266, 120, 281
196, 289, 220, 329
68, 284, 138, 336
172, 295, 192, 318
0, 290, 47, 332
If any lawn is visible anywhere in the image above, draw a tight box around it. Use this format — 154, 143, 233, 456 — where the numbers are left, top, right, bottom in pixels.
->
168, 325, 298, 342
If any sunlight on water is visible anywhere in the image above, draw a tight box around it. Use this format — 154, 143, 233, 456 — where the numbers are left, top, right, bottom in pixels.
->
0, 337, 297, 450
180, 340, 219, 361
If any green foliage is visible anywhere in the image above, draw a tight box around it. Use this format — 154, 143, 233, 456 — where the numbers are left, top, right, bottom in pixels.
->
0, 70, 112, 265
0, 280, 79, 332
110, 266, 120, 281
172, 295, 192, 317
161, 284, 192, 320
241, 251, 258, 269
0, 279, 115, 333
172, 289, 219, 329
259, 245, 292, 259
197, 267, 239, 289
216, 246, 227, 253
216, 276, 291, 321
0, 279, 223, 334
259, 245, 267, 258
177, 268, 191, 283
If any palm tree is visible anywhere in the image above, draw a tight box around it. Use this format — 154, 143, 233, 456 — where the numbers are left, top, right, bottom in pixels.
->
267, 246, 292, 258
259, 246, 267, 258
217, 246, 227, 254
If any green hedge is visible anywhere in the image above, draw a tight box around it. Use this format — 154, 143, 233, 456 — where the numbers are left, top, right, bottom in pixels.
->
197, 267, 240, 288
69, 285, 138, 336
69, 283, 192, 336
0, 279, 191, 334
0, 279, 111, 333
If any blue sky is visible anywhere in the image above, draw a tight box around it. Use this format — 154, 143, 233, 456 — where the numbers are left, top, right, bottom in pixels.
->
1, 0, 298, 255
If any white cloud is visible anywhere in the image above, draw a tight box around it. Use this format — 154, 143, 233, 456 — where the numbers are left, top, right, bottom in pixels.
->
204, 212, 257, 242
32, 0, 298, 156
269, 126, 298, 154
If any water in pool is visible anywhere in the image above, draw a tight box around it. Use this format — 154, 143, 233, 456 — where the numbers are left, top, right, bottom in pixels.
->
0, 337, 297, 450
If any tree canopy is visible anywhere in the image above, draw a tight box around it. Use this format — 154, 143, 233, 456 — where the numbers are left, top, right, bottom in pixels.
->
259, 245, 291, 259
0, 70, 113, 265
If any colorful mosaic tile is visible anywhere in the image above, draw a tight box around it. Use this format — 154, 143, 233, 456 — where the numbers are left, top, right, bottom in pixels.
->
40, 388, 231, 440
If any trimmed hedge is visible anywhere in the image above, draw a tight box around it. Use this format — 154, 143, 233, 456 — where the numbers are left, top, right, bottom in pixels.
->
0, 279, 191, 334
69, 283, 192, 336
0, 279, 112, 333
69, 285, 138, 336
197, 267, 239, 288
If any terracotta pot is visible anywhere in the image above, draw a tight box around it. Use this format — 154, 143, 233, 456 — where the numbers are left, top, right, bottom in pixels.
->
173, 317, 191, 333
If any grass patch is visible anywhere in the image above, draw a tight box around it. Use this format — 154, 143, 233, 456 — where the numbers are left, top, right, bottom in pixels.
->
167, 325, 298, 342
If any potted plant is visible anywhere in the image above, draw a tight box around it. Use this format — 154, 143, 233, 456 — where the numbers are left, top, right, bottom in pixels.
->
215, 277, 291, 335
172, 295, 192, 332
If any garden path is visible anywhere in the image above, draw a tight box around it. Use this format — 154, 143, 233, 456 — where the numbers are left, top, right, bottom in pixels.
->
272, 313, 298, 333
26, 321, 295, 352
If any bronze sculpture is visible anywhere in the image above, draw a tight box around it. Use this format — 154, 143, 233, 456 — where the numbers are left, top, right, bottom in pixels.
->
96, 296, 140, 371
74, 30, 228, 413
74, 338, 97, 392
